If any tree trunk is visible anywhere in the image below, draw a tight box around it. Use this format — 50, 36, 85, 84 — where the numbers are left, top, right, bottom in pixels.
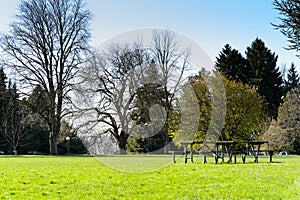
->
118, 131, 128, 154
49, 131, 58, 155
163, 108, 170, 154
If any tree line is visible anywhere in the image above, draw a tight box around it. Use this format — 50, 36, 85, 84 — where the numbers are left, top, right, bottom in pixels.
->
0, 68, 86, 154
0, 0, 299, 154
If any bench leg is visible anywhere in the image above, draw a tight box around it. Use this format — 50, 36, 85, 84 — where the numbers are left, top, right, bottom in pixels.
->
190, 143, 193, 163
228, 154, 232, 163
203, 155, 207, 164
214, 154, 218, 164
184, 145, 188, 163
254, 155, 258, 163
242, 154, 246, 164
172, 152, 176, 163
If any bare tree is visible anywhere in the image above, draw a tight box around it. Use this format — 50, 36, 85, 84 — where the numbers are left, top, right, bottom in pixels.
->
75, 43, 148, 153
151, 30, 190, 153
75, 30, 191, 154
0, 0, 92, 154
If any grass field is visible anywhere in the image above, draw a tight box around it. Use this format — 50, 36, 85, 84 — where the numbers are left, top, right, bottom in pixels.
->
0, 154, 299, 199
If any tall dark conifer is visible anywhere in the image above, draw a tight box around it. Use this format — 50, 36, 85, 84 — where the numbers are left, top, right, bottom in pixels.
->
245, 38, 284, 118
0, 68, 8, 149
215, 44, 248, 83
284, 63, 299, 95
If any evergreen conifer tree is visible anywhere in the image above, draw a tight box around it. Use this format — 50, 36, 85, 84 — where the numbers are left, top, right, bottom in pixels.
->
245, 38, 284, 118
284, 63, 299, 95
215, 44, 248, 83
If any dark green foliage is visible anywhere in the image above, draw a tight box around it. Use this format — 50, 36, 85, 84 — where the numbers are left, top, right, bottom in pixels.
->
131, 84, 166, 125
57, 120, 87, 154
127, 83, 168, 153
26, 85, 51, 124
0, 73, 27, 154
245, 38, 284, 118
215, 44, 248, 83
216, 39, 284, 119
21, 124, 49, 154
0, 68, 7, 150
284, 63, 299, 95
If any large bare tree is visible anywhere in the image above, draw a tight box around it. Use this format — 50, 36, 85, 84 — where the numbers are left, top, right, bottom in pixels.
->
76, 30, 190, 154
76, 43, 148, 153
151, 30, 190, 153
0, 0, 92, 154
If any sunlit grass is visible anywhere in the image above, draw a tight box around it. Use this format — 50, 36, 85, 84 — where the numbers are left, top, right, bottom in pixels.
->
0, 155, 299, 199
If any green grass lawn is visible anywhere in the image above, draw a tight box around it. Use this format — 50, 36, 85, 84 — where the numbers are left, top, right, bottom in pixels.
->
0, 154, 299, 199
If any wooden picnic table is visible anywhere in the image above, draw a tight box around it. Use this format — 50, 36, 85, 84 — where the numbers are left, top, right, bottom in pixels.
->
247, 140, 269, 163
214, 141, 236, 164
170, 140, 272, 164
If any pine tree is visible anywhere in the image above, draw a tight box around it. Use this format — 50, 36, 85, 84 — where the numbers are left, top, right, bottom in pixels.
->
0, 68, 8, 150
284, 63, 299, 95
245, 38, 284, 118
215, 44, 248, 83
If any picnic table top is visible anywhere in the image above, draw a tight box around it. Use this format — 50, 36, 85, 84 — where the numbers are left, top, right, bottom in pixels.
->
180, 140, 268, 145
247, 140, 269, 145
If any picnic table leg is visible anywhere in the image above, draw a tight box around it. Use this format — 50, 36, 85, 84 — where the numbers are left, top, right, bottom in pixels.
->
242, 154, 246, 164
214, 153, 218, 164
254, 144, 261, 163
190, 143, 193, 163
184, 144, 188, 163
215, 144, 219, 164
254, 153, 258, 163
221, 144, 225, 164
172, 151, 176, 163
269, 150, 274, 163
203, 155, 207, 164
228, 153, 232, 163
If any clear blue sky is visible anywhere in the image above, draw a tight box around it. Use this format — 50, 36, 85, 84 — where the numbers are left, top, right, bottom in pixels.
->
1, 0, 299, 72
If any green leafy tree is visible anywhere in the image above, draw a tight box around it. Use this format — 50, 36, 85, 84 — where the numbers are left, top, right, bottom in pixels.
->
276, 86, 300, 153
245, 38, 284, 118
172, 71, 211, 150
57, 120, 87, 154
221, 76, 266, 143
18, 96, 50, 155
127, 83, 167, 153
173, 72, 265, 150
